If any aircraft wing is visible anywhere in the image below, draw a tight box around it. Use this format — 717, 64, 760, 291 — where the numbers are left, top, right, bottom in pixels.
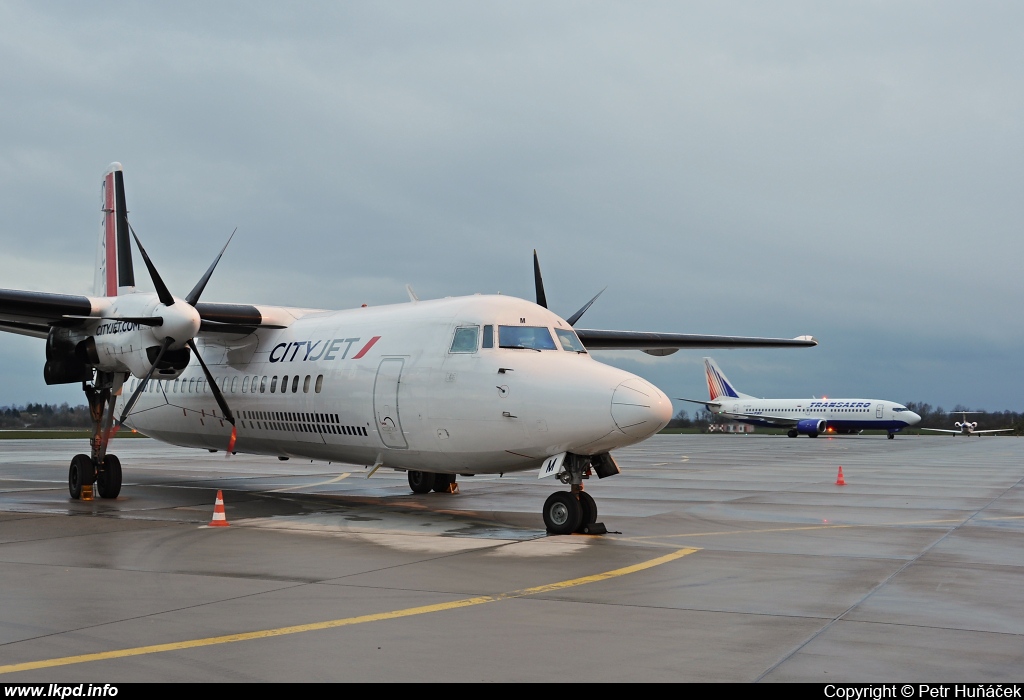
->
717, 410, 800, 427
971, 429, 1015, 434
675, 396, 721, 408
0, 288, 286, 339
576, 330, 817, 353
919, 428, 961, 434
0, 289, 93, 338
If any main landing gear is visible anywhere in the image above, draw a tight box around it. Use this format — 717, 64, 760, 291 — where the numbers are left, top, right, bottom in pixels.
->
407, 470, 459, 494
69, 372, 123, 500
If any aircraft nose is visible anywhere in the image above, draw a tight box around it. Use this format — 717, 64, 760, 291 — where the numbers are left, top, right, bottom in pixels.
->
611, 378, 673, 438
907, 411, 922, 425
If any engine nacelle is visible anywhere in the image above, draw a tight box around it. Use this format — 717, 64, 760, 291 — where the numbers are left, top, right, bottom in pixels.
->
796, 418, 827, 436
43, 328, 93, 385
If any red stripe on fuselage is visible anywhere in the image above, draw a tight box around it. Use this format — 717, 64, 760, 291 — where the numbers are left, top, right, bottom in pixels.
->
104, 172, 117, 296
352, 336, 381, 359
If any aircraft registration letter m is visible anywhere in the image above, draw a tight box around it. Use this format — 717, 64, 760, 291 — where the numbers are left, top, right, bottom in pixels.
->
539, 452, 567, 479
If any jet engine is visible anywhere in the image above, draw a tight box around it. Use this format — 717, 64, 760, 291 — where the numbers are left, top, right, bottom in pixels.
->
796, 418, 827, 436
954, 421, 977, 430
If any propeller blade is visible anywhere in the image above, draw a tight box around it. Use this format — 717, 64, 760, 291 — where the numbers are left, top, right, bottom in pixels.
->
188, 338, 235, 428
126, 221, 175, 307
186, 228, 236, 306
565, 288, 606, 327
117, 337, 173, 426
533, 250, 548, 309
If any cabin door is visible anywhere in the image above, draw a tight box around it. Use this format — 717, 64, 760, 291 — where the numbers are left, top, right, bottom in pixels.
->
374, 358, 408, 449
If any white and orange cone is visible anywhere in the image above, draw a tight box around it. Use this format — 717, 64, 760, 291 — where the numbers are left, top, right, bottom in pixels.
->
836, 466, 846, 486
209, 489, 230, 526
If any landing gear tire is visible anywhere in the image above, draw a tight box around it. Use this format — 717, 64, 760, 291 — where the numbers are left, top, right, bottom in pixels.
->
97, 454, 122, 499
543, 491, 582, 535
432, 473, 454, 493
808, 432, 818, 438
408, 470, 436, 494
576, 491, 597, 530
887, 433, 895, 440
68, 454, 94, 500
787, 429, 798, 438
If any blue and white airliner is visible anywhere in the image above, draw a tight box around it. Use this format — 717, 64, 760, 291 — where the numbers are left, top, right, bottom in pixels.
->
678, 358, 921, 439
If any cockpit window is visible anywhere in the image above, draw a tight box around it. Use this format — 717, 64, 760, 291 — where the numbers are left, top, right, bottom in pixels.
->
449, 326, 480, 353
554, 328, 587, 353
498, 325, 557, 350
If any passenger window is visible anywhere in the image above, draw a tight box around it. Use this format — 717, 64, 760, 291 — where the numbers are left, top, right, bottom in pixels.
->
498, 325, 557, 350
482, 325, 494, 349
292, 375, 299, 393
449, 326, 480, 353
230, 376, 238, 393
242, 376, 250, 393
270, 376, 278, 393
315, 375, 324, 393
173, 379, 179, 393
303, 375, 311, 393
260, 376, 267, 393
281, 375, 289, 393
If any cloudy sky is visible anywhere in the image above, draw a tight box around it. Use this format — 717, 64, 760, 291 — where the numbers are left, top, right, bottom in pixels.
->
1, 1, 1022, 413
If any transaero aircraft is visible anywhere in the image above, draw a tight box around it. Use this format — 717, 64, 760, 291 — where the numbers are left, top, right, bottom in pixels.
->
0, 164, 818, 534
678, 357, 921, 439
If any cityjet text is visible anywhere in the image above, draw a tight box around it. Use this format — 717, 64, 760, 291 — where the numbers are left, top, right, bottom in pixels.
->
269, 336, 380, 363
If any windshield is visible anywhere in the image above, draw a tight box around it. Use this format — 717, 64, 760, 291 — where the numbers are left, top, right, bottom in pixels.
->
554, 328, 587, 353
498, 325, 557, 350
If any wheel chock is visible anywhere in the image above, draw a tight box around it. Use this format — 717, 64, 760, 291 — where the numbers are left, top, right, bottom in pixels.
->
81, 484, 94, 502
578, 522, 607, 535
445, 482, 460, 494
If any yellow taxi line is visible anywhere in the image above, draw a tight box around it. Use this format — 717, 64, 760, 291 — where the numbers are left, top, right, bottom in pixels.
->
0, 547, 699, 675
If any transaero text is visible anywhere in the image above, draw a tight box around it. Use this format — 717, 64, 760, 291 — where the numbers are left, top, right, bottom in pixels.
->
824, 686, 1021, 699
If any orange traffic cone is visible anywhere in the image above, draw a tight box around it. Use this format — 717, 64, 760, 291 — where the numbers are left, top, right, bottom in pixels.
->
835, 466, 846, 486
209, 490, 230, 526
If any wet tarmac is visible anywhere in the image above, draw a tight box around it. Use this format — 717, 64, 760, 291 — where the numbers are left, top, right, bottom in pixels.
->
0, 434, 1021, 682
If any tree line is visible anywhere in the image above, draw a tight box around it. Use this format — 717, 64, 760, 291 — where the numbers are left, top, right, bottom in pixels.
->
3, 401, 1023, 434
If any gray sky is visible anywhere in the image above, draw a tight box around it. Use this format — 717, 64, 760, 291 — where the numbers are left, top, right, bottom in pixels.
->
2, 1, 1023, 412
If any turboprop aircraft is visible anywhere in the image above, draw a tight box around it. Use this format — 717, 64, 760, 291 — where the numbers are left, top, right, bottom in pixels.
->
920, 412, 1014, 436
677, 357, 921, 438
0, 163, 817, 534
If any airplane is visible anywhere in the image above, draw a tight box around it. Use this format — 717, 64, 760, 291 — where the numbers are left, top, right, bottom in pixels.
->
0, 163, 818, 534
677, 357, 921, 439
920, 412, 1014, 436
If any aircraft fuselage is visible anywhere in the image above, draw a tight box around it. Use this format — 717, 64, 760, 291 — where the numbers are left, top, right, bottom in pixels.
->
122, 295, 674, 474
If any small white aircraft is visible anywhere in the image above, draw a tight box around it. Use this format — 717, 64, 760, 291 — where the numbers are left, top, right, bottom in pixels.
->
678, 357, 921, 439
920, 412, 1014, 436
0, 164, 817, 533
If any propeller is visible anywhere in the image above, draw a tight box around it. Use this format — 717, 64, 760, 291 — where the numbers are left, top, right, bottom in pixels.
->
114, 223, 238, 453
532, 250, 604, 327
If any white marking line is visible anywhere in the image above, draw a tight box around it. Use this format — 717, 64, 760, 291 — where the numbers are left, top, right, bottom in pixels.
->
268, 473, 351, 493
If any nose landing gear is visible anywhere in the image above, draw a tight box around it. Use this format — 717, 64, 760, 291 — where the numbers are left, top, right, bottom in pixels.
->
543, 453, 614, 535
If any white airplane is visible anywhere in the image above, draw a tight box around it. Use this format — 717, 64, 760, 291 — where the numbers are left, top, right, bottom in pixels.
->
0, 163, 817, 534
920, 412, 1014, 436
678, 357, 921, 439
